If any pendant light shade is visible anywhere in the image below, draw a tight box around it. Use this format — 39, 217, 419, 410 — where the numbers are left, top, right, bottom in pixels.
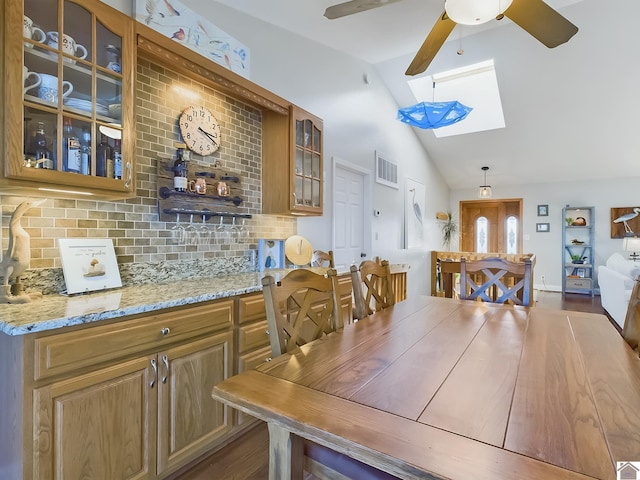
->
478, 166, 492, 198
445, 0, 514, 25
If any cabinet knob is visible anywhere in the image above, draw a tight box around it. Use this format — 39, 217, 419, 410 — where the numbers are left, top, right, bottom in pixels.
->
160, 327, 171, 336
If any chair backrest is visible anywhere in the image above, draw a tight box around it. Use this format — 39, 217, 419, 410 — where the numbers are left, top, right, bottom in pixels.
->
351, 259, 395, 320
459, 256, 533, 306
623, 277, 640, 356
311, 249, 335, 268
262, 268, 342, 357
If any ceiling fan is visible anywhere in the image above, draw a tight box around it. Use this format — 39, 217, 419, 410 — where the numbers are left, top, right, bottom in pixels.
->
324, 0, 578, 76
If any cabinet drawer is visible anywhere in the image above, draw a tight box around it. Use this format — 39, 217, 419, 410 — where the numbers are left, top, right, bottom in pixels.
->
237, 294, 266, 324
34, 300, 233, 381
238, 344, 273, 373
238, 320, 270, 353
566, 278, 592, 289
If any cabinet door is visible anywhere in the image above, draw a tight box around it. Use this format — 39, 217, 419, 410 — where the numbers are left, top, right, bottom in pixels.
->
5, 0, 135, 198
290, 106, 323, 215
33, 355, 156, 480
157, 331, 234, 476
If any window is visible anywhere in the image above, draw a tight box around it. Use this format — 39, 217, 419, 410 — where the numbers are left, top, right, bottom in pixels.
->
406, 60, 506, 138
506, 216, 518, 254
476, 216, 488, 253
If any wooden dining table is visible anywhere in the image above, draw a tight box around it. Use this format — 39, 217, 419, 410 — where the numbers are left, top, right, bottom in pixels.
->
212, 295, 640, 480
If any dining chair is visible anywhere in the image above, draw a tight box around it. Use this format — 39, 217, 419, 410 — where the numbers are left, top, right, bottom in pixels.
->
261, 268, 342, 357
459, 256, 533, 306
311, 249, 335, 268
622, 277, 640, 356
351, 259, 395, 320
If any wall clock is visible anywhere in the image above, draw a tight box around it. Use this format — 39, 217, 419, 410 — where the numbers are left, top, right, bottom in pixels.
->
178, 105, 221, 155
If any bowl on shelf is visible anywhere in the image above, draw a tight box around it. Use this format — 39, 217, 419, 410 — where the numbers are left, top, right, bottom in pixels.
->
108, 103, 121, 117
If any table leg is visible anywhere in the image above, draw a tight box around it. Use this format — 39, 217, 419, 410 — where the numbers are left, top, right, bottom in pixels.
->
267, 422, 304, 480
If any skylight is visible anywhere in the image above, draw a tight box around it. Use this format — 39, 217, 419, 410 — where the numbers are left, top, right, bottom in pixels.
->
407, 60, 506, 138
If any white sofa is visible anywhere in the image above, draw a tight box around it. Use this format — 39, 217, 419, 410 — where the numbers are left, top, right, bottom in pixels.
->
597, 253, 640, 329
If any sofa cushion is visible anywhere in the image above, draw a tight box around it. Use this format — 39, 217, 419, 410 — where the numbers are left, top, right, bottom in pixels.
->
606, 252, 640, 280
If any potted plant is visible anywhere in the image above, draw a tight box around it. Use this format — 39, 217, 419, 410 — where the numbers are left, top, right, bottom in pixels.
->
571, 254, 587, 264
440, 211, 458, 250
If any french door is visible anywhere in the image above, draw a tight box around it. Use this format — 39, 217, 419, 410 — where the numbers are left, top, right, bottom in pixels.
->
460, 199, 523, 253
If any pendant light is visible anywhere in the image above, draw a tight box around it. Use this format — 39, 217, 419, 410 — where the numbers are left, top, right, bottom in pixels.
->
478, 166, 492, 198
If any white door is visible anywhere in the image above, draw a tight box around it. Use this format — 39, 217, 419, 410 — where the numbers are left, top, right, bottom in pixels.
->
333, 160, 370, 270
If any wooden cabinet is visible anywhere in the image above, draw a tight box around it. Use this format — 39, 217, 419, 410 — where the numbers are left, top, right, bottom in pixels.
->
24, 300, 234, 480
262, 105, 324, 216
2, 0, 136, 199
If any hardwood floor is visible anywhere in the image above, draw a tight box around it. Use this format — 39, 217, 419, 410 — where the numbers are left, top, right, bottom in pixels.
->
174, 291, 611, 480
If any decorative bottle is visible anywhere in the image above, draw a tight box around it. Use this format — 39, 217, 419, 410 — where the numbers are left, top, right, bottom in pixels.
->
96, 133, 112, 177
34, 122, 53, 169
173, 145, 188, 192
113, 139, 122, 179
63, 118, 81, 173
80, 128, 91, 175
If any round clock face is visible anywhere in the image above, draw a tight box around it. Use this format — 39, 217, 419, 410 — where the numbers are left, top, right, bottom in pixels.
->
178, 105, 221, 155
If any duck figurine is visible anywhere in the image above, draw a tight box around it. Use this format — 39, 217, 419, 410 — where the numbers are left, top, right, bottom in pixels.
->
0, 199, 45, 303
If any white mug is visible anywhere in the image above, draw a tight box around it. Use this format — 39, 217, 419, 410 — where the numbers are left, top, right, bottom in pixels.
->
23, 16, 46, 48
23, 66, 42, 95
46, 31, 87, 63
37, 73, 73, 103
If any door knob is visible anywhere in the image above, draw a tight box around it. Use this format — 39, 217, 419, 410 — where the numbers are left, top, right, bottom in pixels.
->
360, 252, 366, 257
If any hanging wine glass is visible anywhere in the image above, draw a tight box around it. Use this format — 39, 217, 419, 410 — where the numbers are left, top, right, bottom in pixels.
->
199, 213, 211, 245
185, 214, 199, 245
170, 212, 186, 245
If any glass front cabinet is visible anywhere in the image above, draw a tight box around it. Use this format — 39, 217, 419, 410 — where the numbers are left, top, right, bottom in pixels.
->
262, 104, 324, 216
2, 0, 135, 198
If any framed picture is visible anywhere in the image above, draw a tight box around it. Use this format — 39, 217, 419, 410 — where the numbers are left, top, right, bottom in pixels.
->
537, 204, 549, 216
576, 268, 586, 278
536, 223, 550, 233
58, 238, 122, 295
258, 239, 285, 271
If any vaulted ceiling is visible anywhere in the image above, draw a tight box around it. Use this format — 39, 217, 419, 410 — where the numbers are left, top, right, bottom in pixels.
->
199, 0, 639, 190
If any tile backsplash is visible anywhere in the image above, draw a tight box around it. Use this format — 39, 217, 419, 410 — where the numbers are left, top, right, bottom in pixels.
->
1, 58, 295, 295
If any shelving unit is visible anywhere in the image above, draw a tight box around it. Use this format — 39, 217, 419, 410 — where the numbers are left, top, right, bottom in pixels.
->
562, 206, 595, 297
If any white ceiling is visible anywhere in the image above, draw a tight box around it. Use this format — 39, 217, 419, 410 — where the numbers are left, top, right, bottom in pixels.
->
198, 0, 639, 190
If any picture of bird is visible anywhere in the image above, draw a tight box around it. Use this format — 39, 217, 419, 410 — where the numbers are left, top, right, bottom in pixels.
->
614, 207, 640, 234
171, 28, 185, 40
144, 0, 181, 25
410, 188, 423, 225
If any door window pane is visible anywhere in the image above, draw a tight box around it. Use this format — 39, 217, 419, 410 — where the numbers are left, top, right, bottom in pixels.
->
476, 216, 488, 253
506, 216, 518, 254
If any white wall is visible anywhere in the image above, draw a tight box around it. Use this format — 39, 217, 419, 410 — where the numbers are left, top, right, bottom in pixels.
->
450, 177, 640, 292
107, 1, 450, 297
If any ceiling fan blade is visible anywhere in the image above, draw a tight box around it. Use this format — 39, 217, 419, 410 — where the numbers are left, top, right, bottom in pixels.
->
405, 12, 456, 76
324, 0, 405, 20
504, 0, 578, 48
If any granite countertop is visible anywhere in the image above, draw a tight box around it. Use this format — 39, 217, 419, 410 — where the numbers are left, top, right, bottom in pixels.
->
0, 264, 410, 337
0, 271, 294, 336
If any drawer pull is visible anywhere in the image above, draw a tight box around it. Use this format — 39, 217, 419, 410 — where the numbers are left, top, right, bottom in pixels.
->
150, 358, 158, 388
160, 327, 171, 336
265, 330, 269, 335
266, 357, 272, 362
162, 355, 169, 384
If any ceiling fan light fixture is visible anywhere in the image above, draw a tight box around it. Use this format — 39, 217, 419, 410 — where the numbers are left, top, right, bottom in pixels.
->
445, 0, 514, 25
